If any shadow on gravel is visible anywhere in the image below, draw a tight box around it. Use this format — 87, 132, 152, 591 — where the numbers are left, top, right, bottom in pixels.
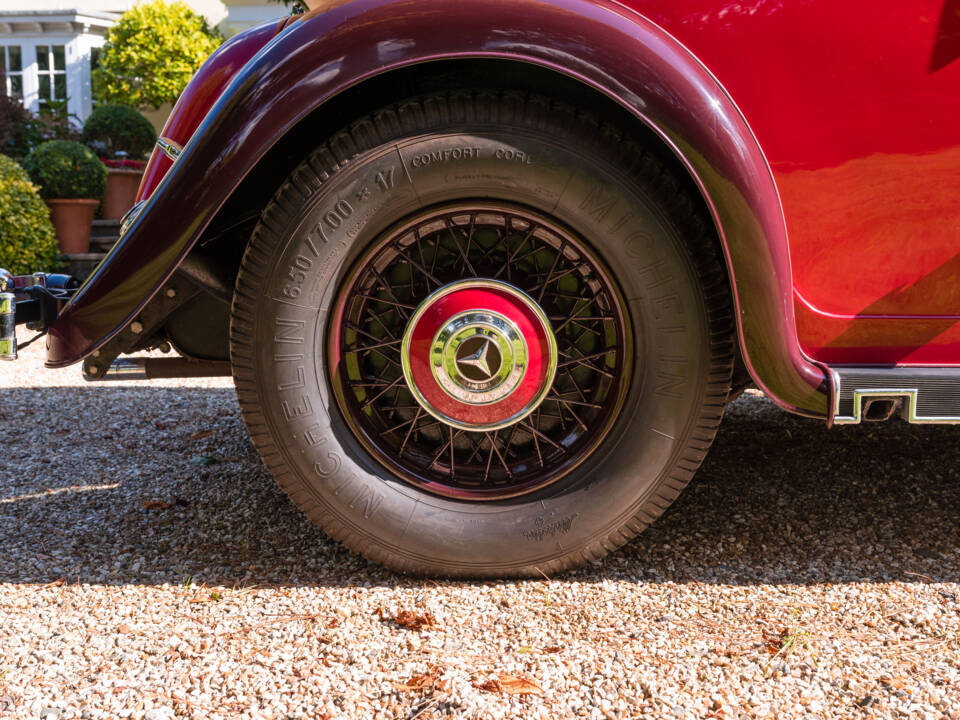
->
1, 387, 958, 588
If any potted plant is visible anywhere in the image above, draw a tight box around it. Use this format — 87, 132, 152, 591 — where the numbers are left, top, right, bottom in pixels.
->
82, 104, 156, 219
23, 140, 108, 254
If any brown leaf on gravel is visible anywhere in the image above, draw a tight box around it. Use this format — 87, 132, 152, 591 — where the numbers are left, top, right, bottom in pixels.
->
396, 665, 445, 693
189, 430, 215, 441
473, 673, 543, 696
542, 645, 563, 654
379, 607, 435, 631
142, 500, 173, 511
763, 631, 785, 654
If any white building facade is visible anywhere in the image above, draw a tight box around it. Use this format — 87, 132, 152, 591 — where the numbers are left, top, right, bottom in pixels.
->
0, 0, 282, 123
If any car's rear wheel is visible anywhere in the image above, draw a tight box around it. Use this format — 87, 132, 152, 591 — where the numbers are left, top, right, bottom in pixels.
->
231, 92, 734, 576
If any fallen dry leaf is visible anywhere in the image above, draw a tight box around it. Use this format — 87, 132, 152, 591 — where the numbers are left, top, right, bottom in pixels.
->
189, 429, 215, 441
391, 609, 436, 631
396, 665, 445, 693
542, 645, 563, 654
474, 672, 543, 696
142, 500, 173, 511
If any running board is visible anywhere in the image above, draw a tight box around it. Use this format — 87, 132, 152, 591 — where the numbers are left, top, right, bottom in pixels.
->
832, 367, 960, 424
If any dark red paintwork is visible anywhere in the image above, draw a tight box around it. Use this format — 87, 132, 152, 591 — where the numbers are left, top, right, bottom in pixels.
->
45, 0, 960, 421
136, 18, 284, 202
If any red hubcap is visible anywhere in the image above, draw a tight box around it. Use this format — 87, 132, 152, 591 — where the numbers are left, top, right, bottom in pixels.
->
401, 280, 558, 431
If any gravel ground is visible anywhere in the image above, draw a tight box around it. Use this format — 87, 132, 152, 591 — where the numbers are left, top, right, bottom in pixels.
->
1, 333, 958, 720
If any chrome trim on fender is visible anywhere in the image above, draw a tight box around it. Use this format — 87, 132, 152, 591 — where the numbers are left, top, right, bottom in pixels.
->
832, 367, 960, 424
119, 200, 148, 237
156, 136, 183, 162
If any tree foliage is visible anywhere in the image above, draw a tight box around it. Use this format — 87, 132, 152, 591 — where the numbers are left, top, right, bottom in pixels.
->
92, 0, 223, 110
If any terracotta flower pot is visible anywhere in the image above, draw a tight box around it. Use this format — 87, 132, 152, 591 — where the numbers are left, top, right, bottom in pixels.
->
102, 168, 144, 220
46, 198, 99, 254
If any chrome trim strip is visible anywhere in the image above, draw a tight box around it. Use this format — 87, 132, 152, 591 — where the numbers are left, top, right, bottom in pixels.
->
832, 368, 960, 424
156, 136, 183, 162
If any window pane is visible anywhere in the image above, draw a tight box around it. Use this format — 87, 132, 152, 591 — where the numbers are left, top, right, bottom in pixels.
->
10, 76, 22, 99
36, 46, 48, 71
38, 74, 50, 100
54, 74, 66, 99
8, 46, 21, 72
53, 45, 65, 71
0, 49, 6, 75
90, 47, 100, 72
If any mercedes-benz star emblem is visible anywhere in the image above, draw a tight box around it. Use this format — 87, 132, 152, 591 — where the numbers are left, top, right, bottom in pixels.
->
456, 337, 499, 382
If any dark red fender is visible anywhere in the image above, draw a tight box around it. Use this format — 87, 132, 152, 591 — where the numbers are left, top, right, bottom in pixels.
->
46, 0, 831, 417
632, 0, 960, 365
136, 18, 286, 203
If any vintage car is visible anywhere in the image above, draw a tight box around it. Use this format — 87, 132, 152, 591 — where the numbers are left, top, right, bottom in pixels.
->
2, 0, 958, 576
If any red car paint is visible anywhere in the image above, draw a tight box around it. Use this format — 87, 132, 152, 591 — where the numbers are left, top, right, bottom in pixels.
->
631, 0, 960, 365
47, 0, 960, 420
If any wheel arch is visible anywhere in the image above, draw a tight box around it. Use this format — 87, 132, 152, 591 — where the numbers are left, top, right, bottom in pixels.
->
46, 0, 829, 417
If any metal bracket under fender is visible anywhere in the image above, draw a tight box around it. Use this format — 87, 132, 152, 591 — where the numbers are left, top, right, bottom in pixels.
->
44, 0, 831, 418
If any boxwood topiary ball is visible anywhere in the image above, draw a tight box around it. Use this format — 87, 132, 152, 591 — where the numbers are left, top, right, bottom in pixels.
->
22, 140, 108, 200
82, 104, 157, 160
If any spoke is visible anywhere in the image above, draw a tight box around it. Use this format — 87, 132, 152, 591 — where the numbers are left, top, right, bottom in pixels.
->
519, 420, 564, 452
487, 432, 513, 478
528, 420, 544, 467
547, 394, 603, 410
360, 376, 403, 409
369, 268, 411, 321
349, 337, 402, 354
449, 426, 456, 478
356, 293, 417, 312
395, 246, 443, 288
362, 305, 402, 340
557, 349, 614, 378
348, 379, 399, 388
445, 216, 477, 277
382, 414, 419, 434
345, 321, 395, 347
557, 350, 614, 369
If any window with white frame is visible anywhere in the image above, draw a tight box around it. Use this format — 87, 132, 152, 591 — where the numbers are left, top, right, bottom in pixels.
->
35, 44, 67, 107
0, 45, 23, 99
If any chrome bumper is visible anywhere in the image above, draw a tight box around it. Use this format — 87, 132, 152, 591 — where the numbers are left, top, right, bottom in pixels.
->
0, 268, 80, 360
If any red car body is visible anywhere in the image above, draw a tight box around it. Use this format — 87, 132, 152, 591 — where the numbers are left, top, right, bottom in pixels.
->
36, 0, 960, 421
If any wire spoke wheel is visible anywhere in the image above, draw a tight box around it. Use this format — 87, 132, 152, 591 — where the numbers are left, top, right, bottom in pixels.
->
232, 91, 734, 575
329, 203, 632, 500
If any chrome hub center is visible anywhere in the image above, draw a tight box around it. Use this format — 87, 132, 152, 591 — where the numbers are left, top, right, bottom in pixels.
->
432, 311, 527, 404
401, 279, 557, 431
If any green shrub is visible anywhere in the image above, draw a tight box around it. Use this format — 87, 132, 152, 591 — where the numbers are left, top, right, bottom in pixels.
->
93, 0, 223, 110
82, 104, 157, 160
22, 141, 108, 200
0, 154, 60, 274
